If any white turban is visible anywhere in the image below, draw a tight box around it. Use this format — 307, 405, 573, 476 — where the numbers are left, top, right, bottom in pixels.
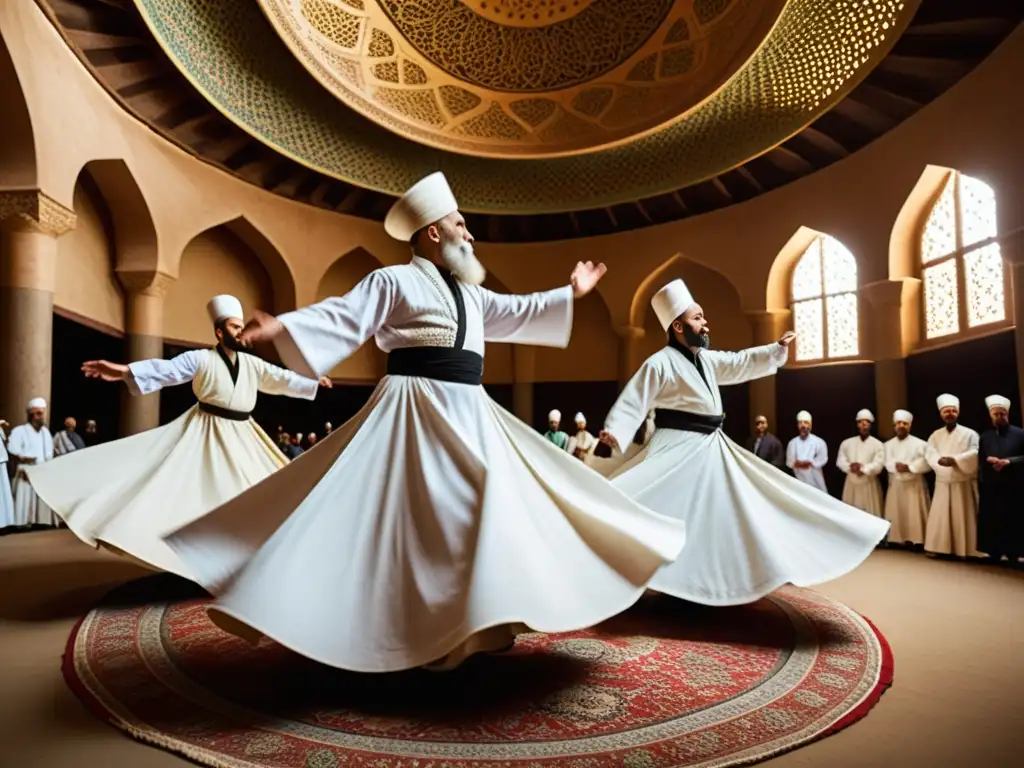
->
27, 397, 47, 410
651, 279, 696, 331
893, 409, 913, 424
936, 393, 960, 411
383, 172, 459, 242
986, 394, 1011, 411
548, 409, 561, 422
796, 410, 812, 423
575, 412, 586, 424
856, 409, 875, 423
207, 295, 243, 323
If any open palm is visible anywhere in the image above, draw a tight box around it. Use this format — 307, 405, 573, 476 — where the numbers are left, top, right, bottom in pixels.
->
82, 360, 128, 382
571, 261, 608, 298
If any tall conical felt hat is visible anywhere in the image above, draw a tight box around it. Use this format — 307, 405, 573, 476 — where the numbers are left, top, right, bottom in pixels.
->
207, 295, 243, 323
651, 279, 696, 331
384, 172, 459, 242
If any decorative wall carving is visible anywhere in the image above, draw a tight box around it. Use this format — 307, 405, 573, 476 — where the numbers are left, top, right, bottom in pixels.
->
0, 190, 77, 237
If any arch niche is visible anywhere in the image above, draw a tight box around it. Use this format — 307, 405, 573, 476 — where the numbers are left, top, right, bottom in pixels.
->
535, 291, 618, 383
0, 33, 37, 188
316, 247, 386, 381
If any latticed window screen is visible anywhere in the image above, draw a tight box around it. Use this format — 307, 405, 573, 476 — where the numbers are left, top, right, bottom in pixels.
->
791, 235, 859, 362
922, 171, 1005, 340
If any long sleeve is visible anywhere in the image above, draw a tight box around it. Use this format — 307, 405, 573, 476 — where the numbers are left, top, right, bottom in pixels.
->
953, 430, 980, 477
786, 439, 797, 469
474, 285, 574, 348
126, 350, 204, 396
253, 358, 320, 400
926, 435, 954, 481
864, 441, 885, 476
274, 270, 398, 379
703, 342, 788, 387
884, 443, 899, 474
836, 440, 852, 474
604, 358, 666, 452
7, 428, 26, 460
812, 437, 828, 469
909, 445, 932, 474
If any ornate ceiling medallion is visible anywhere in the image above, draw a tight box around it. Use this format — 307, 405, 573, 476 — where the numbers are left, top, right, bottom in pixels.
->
130, 0, 917, 212
255, 0, 786, 158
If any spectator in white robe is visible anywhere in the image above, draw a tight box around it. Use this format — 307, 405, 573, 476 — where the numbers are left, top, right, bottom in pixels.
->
53, 416, 87, 456
162, 172, 686, 674
0, 425, 14, 528
924, 393, 981, 558
24, 295, 330, 577
7, 398, 56, 526
568, 412, 598, 460
883, 409, 932, 547
786, 411, 829, 492
837, 409, 885, 517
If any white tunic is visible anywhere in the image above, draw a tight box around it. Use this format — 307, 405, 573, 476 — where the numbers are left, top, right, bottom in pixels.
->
837, 435, 885, 517
883, 434, 931, 544
924, 424, 981, 557
568, 429, 598, 459
0, 436, 14, 527
164, 256, 687, 673
8, 424, 55, 526
786, 434, 829, 492
599, 342, 889, 606
25, 348, 318, 577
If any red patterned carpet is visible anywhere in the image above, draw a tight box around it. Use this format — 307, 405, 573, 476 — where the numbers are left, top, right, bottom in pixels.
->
63, 576, 892, 767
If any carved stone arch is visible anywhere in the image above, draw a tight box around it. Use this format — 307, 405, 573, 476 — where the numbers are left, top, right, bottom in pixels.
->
765, 227, 821, 312
889, 165, 954, 281
0, 33, 37, 188
219, 217, 298, 314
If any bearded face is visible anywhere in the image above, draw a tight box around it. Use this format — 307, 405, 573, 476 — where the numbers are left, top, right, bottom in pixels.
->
990, 407, 1009, 429
940, 406, 958, 427
217, 318, 246, 351
436, 212, 486, 285
894, 420, 911, 439
798, 421, 811, 437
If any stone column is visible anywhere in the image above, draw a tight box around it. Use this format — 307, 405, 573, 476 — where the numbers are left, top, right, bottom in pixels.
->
862, 279, 918, 438
1001, 229, 1024, 413
0, 191, 76, 424
116, 270, 175, 436
614, 325, 645, 387
512, 345, 535, 426
744, 310, 791, 434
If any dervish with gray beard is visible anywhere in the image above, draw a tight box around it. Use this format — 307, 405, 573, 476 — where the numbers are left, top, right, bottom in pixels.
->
596, 278, 889, 606
162, 172, 687, 675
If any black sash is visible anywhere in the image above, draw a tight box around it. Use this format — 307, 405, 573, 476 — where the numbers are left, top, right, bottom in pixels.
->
654, 409, 724, 434
387, 347, 483, 385
198, 402, 252, 421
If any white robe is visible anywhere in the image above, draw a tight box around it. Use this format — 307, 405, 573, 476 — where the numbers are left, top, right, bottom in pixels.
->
164, 256, 687, 673
0, 437, 14, 527
883, 434, 931, 545
924, 424, 981, 557
8, 424, 55, 526
786, 434, 829, 492
568, 429, 598, 459
837, 435, 885, 517
598, 343, 889, 606
25, 348, 318, 577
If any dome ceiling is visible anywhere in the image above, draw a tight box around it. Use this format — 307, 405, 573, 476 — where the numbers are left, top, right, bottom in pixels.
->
258, 0, 785, 158
37, 0, 1023, 242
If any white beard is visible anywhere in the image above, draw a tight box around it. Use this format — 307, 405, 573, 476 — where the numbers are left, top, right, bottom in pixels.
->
441, 240, 486, 286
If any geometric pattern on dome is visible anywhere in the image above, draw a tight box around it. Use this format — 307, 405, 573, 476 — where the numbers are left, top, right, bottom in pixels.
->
132, 0, 916, 210
249, 0, 787, 158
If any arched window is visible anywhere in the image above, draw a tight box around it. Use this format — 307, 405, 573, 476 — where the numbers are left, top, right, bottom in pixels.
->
790, 234, 859, 362
922, 171, 1006, 340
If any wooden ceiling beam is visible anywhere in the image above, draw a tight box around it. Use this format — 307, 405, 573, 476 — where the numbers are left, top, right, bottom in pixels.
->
634, 201, 653, 223
604, 206, 618, 228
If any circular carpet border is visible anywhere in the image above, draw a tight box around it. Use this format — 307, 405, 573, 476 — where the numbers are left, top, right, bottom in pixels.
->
60, 588, 895, 768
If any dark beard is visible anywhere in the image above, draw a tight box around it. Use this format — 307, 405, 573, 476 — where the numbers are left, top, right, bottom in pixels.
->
683, 326, 710, 349
221, 334, 245, 352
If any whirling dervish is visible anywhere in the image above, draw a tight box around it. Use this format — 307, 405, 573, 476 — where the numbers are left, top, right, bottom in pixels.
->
162, 171, 687, 674
596, 278, 890, 606
24, 295, 331, 578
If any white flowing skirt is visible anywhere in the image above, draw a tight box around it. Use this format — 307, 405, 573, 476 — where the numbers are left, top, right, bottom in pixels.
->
164, 376, 687, 673
24, 406, 286, 578
600, 427, 890, 606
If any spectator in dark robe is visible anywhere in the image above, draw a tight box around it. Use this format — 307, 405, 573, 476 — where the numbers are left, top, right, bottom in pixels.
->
978, 394, 1024, 566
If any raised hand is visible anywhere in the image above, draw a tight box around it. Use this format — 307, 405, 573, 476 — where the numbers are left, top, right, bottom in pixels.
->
779, 331, 797, 347
570, 261, 608, 298
318, 376, 333, 389
82, 360, 129, 382
240, 310, 285, 346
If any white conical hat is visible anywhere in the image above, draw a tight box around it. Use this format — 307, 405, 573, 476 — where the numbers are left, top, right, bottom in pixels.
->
796, 410, 812, 422
893, 409, 913, 423
27, 397, 47, 410
207, 295, 243, 323
856, 409, 875, 423
985, 394, 1011, 411
384, 172, 459, 242
651, 279, 696, 331
548, 409, 561, 421
575, 412, 586, 423
936, 393, 959, 410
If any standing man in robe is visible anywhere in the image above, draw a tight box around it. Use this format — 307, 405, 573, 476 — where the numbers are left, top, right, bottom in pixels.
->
163, 171, 686, 674
924, 394, 981, 559
745, 415, 785, 471
7, 398, 57, 527
0, 422, 13, 529
53, 416, 87, 456
883, 409, 931, 548
81, 419, 100, 447
568, 412, 598, 460
594, 278, 887, 605
978, 395, 1024, 565
24, 295, 331, 577
836, 409, 885, 517
787, 411, 829, 492
543, 409, 570, 450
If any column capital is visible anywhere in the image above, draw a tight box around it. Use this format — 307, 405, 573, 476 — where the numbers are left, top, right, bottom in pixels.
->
614, 325, 645, 340
0, 189, 76, 237
116, 269, 175, 298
